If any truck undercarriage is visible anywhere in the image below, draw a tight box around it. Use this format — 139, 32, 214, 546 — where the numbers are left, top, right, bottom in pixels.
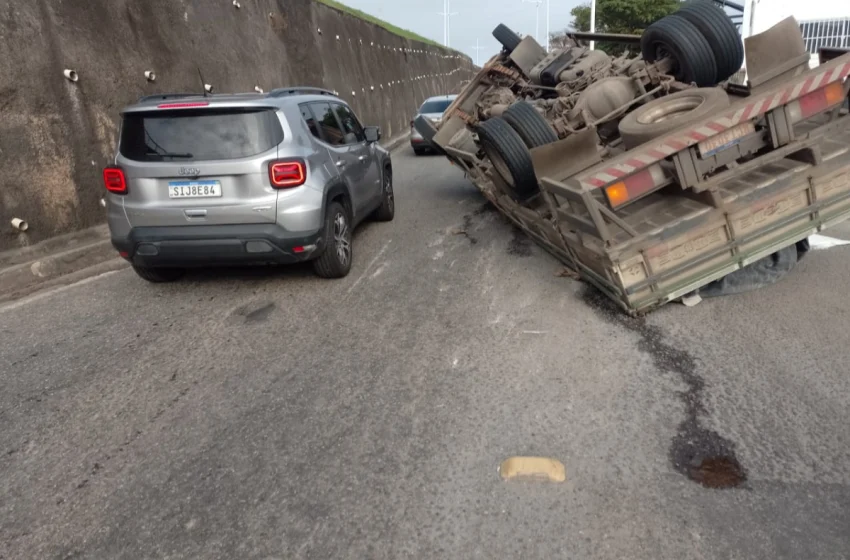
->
418, 3, 850, 314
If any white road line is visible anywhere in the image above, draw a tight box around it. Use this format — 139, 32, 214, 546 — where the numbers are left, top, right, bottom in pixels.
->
346, 240, 392, 295
809, 234, 850, 250
0, 270, 123, 313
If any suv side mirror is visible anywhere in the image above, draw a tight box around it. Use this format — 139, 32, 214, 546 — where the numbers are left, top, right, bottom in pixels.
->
364, 126, 381, 143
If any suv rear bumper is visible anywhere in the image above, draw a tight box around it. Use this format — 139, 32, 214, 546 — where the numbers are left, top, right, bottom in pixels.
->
112, 224, 323, 268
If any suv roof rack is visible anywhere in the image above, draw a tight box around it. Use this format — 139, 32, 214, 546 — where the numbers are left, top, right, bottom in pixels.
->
137, 93, 205, 102
266, 87, 336, 98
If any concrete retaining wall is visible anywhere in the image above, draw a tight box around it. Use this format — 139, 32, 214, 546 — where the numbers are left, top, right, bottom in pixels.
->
0, 0, 475, 251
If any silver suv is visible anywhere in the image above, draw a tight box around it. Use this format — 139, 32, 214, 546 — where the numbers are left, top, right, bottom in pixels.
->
105, 88, 394, 282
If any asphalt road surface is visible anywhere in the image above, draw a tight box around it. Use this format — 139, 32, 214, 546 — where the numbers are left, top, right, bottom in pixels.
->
2, 147, 849, 559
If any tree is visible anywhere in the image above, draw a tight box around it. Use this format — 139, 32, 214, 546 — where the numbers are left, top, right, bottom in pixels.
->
551, 0, 681, 54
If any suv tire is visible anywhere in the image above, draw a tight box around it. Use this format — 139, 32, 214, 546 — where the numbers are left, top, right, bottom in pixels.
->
675, 1, 744, 83
373, 167, 395, 222
132, 265, 185, 283
502, 102, 559, 148
313, 201, 353, 278
476, 117, 538, 198
641, 14, 718, 87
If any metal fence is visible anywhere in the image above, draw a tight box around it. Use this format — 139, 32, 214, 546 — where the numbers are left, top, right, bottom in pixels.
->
799, 18, 850, 54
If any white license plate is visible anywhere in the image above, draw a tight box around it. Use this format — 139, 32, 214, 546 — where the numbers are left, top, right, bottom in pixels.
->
168, 181, 222, 198
698, 122, 756, 157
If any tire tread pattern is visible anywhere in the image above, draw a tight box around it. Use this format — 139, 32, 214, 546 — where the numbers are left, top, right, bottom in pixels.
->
641, 15, 718, 87
676, 1, 744, 82
502, 102, 559, 148
493, 24, 522, 54
476, 117, 538, 197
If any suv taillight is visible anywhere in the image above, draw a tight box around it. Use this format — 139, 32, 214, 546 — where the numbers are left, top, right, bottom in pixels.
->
269, 159, 307, 188
103, 167, 127, 194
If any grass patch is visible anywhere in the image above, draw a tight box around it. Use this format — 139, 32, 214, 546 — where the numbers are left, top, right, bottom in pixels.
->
314, 0, 445, 49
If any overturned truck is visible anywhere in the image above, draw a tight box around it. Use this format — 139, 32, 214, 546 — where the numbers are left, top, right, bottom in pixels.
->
417, 2, 850, 314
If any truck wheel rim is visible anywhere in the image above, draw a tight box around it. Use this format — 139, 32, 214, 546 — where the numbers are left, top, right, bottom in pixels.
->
637, 95, 705, 125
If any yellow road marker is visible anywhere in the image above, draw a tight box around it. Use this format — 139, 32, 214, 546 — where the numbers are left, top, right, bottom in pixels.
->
499, 456, 566, 482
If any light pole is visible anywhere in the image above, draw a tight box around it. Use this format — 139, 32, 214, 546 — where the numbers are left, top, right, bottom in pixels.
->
470, 38, 484, 66
522, 0, 543, 44
546, 0, 550, 51
438, 0, 458, 47
590, 0, 597, 50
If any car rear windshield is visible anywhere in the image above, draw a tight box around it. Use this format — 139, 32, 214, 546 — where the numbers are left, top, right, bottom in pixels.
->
119, 108, 283, 162
419, 99, 453, 114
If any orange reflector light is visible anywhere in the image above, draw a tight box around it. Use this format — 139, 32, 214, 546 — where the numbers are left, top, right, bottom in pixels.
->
605, 183, 629, 206
825, 81, 846, 105
791, 81, 847, 122
603, 165, 667, 208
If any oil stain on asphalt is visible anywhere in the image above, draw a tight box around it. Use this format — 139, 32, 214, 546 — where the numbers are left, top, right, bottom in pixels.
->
581, 288, 747, 489
507, 229, 533, 257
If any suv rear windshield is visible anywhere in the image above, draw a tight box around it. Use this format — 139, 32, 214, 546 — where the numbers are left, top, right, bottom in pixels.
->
120, 108, 283, 162
419, 99, 454, 114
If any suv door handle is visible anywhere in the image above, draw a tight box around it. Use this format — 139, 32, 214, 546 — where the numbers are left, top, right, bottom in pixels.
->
335, 160, 347, 168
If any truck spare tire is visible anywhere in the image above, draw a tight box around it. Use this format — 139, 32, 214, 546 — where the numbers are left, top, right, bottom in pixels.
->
675, 1, 745, 83
641, 14, 718, 87
476, 117, 539, 198
493, 24, 523, 54
618, 88, 730, 150
502, 102, 559, 148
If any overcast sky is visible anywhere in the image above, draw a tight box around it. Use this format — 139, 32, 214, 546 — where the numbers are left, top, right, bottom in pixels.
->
334, 0, 584, 65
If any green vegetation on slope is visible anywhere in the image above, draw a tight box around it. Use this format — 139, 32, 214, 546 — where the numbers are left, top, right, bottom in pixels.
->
314, 0, 444, 49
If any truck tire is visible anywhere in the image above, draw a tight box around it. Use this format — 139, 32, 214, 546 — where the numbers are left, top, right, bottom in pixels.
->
618, 88, 730, 150
641, 14, 718, 87
502, 102, 559, 148
493, 24, 522, 54
675, 1, 744, 82
476, 117, 539, 197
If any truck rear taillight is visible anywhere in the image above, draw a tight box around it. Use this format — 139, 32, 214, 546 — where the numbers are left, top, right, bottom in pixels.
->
103, 167, 127, 194
604, 164, 668, 209
786, 81, 847, 123
269, 159, 306, 188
